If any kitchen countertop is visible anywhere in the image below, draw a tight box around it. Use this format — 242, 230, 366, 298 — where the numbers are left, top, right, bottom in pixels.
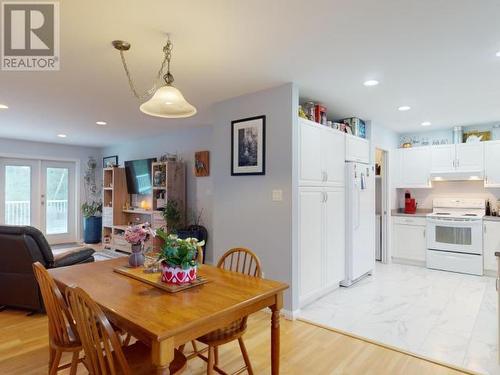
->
391, 208, 432, 217
484, 216, 500, 222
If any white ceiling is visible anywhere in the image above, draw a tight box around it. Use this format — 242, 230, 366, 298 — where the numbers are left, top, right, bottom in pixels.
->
1, 0, 500, 147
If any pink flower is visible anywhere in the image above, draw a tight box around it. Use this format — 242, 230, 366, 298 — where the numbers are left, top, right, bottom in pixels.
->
124, 223, 155, 245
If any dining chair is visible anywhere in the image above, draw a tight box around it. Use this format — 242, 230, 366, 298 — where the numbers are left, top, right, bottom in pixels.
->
194, 247, 262, 375
32, 262, 84, 375
65, 285, 187, 375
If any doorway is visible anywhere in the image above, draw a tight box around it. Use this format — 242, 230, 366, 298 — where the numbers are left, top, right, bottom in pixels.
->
0, 158, 77, 244
375, 148, 389, 263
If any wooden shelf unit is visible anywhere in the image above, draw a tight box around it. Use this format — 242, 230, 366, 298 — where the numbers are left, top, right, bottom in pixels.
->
102, 161, 186, 253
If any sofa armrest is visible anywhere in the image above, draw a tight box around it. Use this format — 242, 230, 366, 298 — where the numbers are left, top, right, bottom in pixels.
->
53, 248, 95, 268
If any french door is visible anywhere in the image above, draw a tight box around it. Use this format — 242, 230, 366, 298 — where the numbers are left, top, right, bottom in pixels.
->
0, 158, 77, 244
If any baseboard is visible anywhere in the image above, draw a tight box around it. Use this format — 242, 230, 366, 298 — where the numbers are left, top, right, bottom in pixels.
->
391, 257, 426, 267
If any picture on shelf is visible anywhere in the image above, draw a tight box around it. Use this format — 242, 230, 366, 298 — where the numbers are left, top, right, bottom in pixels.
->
103, 155, 118, 168
231, 115, 266, 175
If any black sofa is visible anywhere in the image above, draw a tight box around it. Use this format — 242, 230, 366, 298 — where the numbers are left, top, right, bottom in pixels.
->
0, 225, 95, 312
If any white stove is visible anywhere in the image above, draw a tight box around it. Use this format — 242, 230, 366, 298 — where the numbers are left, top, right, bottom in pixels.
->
426, 198, 485, 276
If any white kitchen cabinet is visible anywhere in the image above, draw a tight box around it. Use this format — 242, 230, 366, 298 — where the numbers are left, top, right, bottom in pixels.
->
299, 186, 345, 306
456, 143, 484, 171
299, 118, 345, 187
392, 216, 427, 263
299, 188, 323, 298
397, 147, 431, 188
346, 134, 370, 163
431, 145, 455, 172
324, 188, 345, 288
485, 141, 500, 187
484, 221, 500, 272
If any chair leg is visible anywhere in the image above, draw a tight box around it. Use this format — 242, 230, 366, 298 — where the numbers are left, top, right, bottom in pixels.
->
238, 337, 254, 375
191, 340, 199, 353
69, 351, 79, 375
49, 349, 62, 375
214, 346, 219, 366
122, 333, 132, 346
207, 346, 215, 375
48, 347, 56, 370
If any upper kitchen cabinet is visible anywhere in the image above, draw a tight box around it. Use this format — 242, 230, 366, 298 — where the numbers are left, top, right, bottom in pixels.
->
431, 143, 484, 173
298, 118, 345, 187
345, 134, 370, 163
431, 145, 455, 172
455, 143, 484, 172
485, 141, 500, 187
396, 147, 431, 188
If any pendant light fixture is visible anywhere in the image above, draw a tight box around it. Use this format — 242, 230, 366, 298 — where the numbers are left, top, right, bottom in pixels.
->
112, 37, 197, 119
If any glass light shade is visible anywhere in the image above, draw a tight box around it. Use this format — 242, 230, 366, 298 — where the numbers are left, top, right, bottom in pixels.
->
139, 85, 197, 118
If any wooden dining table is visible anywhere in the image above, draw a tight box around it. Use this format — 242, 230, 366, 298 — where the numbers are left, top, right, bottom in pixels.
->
49, 258, 288, 374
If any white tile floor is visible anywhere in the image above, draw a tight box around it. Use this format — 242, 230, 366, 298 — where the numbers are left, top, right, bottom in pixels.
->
299, 262, 499, 374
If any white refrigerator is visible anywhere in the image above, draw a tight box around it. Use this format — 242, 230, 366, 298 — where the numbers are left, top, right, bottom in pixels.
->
340, 161, 376, 287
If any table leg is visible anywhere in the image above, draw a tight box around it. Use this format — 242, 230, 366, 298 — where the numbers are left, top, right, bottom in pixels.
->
152, 338, 175, 375
271, 293, 283, 375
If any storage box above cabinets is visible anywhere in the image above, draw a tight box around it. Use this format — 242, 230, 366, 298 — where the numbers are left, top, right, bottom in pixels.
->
298, 118, 346, 187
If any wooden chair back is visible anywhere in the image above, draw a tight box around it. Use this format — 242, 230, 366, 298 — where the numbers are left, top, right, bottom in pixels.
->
32, 262, 77, 347
216, 248, 262, 278
65, 286, 130, 375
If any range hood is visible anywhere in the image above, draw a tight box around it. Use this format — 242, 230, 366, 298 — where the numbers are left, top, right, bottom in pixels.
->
430, 170, 484, 181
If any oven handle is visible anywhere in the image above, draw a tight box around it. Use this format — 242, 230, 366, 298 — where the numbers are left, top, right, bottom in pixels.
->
426, 218, 482, 227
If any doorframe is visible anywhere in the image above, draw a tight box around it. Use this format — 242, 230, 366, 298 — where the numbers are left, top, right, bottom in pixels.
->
0, 152, 81, 242
375, 147, 392, 264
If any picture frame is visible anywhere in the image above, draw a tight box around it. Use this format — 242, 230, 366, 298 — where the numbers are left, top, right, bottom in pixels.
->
103, 155, 118, 168
231, 115, 266, 176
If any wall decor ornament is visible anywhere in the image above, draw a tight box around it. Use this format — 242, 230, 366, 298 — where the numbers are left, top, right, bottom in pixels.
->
231, 115, 266, 176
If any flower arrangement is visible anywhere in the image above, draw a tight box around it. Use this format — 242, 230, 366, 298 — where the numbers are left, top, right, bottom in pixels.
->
124, 223, 154, 245
155, 228, 205, 284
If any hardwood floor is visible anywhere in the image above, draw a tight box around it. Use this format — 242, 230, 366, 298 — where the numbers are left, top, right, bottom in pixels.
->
0, 309, 469, 375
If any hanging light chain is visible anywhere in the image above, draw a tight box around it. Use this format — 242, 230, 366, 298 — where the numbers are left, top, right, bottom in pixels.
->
117, 40, 171, 100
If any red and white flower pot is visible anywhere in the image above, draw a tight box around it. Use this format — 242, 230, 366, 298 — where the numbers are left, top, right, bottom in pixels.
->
160, 263, 197, 284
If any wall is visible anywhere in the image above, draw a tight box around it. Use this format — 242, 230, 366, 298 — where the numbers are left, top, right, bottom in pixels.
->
211, 83, 295, 313
101, 126, 214, 261
0, 137, 101, 239
397, 182, 500, 211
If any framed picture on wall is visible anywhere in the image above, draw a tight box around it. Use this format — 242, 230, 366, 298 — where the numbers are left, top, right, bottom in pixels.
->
103, 155, 118, 168
231, 115, 266, 176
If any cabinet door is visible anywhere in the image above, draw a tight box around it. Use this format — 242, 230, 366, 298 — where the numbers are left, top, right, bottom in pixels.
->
299, 189, 324, 298
431, 145, 455, 172
484, 221, 500, 271
345, 135, 370, 163
322, 129, 345, 186
485, 141, 500, 187
324, 188, 345, 287
399, 147, 431, 188
392, 224, 426, 262
299, 122, 323, 186
456, 143, 484, 171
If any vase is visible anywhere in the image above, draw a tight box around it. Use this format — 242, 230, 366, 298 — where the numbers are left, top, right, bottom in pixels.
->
160, 262, 197, 284
128, 243, 145, 267
83, 216, 102, 244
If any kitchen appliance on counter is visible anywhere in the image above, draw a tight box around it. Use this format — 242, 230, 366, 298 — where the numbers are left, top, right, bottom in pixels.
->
341, 161, 375, 287
426, 198, 485, 276
404, 190, 417, 214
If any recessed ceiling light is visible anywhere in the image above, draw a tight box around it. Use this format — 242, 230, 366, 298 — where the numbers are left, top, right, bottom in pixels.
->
57, 134, 67, 138
496, 51, 500, 57
0, 104, 8, 109
363, 80, 379, 87
421, 121, 432, 126
96, 121, 107, 126
398, 105, 411, 111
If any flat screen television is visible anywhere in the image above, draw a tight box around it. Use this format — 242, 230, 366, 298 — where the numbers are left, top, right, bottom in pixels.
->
124, 158, 157, 195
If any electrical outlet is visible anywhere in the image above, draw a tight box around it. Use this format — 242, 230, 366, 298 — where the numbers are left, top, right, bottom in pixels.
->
272, 190, 283, 201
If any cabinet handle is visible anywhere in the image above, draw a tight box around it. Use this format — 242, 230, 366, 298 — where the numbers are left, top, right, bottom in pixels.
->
423, 229, 426, 238
496, 277, 499, 292
484, 225, 487, 234
325, 193, 328, 202
457, 159, 459, 168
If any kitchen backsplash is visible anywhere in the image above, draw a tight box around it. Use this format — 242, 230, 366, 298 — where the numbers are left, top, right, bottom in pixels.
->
397, 181, 500, 211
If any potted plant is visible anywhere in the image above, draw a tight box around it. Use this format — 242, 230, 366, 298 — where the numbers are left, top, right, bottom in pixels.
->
124, 223, 155, 267
162, 200, 182, 234
81, 201, 102, 244
156, 229, 204, 284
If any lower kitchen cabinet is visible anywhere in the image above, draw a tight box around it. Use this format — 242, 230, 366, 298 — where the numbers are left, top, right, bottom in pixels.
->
299, 187, 345, 306
484, 220, 500, 273
392, 216, 427, 264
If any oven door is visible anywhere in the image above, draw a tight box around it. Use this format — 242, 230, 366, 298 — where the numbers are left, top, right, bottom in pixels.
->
426, 218, 483, 254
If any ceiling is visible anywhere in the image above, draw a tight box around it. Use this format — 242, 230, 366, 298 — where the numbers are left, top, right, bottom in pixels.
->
1, 0, 500, 147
